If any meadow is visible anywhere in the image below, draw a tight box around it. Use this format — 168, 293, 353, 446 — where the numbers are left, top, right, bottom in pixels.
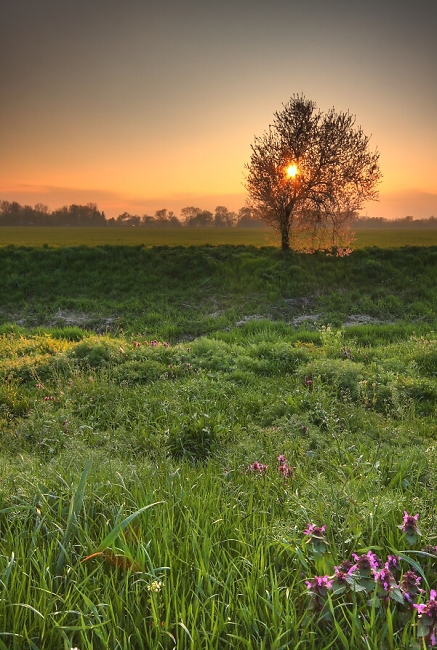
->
1, 226, 437, 248
1, 244, 437, 649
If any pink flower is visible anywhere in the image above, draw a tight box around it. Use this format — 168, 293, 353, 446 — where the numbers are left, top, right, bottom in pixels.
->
277, 455, 294, 478
401, 570, 423, 604
402, 511, 419, 534
400, 511, 421, 544
385, 555, 401, 573
304, 524, 326, 537
374, 568, 397, 594
413, 590, 437, 645
247, 461, 268, 475
350, 551, 380, 577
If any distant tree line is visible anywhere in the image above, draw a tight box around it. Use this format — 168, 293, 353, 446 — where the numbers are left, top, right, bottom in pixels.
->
353, 215, 437, 228
2, 200, 435, 230
0, 202, 106, 227
0, 201, 266, 228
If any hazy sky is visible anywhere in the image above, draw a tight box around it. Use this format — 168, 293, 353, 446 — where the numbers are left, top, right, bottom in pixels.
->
1, 0, 436, 219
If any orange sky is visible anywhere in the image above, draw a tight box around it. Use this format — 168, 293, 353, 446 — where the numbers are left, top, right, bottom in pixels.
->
1, 0, 436, 220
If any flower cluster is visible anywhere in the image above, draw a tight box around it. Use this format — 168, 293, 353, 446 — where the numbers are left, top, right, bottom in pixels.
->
43, 395, 56, 401
277, 455, 293, 479
351, 550, 380, 576
247, 461, 268, 475
304, 513, 435, 645
147, 580, 163, 593
139, 339, 170, 347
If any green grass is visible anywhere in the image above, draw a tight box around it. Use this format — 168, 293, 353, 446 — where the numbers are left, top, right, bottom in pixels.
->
1, 226, 437, 248
1, 244, 437, 338
1, 323, 437, 648
2, 244, 437, 648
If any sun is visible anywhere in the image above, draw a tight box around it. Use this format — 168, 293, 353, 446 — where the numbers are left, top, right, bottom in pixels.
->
286, 164, 298, 178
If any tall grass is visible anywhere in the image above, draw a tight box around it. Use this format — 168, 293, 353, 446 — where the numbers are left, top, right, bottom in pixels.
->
1, 319, 437, 647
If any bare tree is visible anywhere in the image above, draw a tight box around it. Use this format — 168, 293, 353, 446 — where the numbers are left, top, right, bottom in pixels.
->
244, 95, 382, 251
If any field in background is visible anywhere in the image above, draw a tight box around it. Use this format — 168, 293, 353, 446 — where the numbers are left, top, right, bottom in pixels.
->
1, 226, 437, 248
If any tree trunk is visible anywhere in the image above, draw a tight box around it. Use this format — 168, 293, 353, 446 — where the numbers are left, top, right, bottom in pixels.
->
281, 229, 290, 250
280, 204, 292, 250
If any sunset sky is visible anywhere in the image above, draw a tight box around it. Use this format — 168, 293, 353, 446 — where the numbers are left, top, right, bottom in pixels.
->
1, 0, 436, 220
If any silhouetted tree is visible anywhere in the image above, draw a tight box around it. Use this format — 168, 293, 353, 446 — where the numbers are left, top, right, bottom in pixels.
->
185, 209, 213, 227
141, 214, 156, 226
181, 207, 202, 225
214, 206, 236, 227
117, 212, 140, 226
236, 207, 265, 228
154, 209, 182, 227
245, 95, 381, 251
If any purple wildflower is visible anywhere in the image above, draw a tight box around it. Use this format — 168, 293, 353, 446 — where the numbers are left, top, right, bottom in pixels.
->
247, 461, 268, 475
374, 568, 397, 597
306, 575, 333, 613
414, 590, 437, 646
351, 550, 380, 576
304, 524, 327, 554
304, 524, 326, 537
402, 511, 419, 534
337, 559, 354, 575
333, 566, 349, 582
385, 554, 401, 573
400, 511, 421, 545
423, 546, 437, 557
330, 566, 353, 595
306, 575, 333, 592
277, 455, 294, 479
401, 570, 423, 604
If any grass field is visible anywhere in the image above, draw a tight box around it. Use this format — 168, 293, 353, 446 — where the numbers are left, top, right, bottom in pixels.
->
1, 226, 437, 248
2, 244, 437, 648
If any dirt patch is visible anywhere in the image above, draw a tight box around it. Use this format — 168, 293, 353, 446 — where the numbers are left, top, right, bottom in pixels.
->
283, 296, 315, 309
48, 310, 117, 331
343, 314, 390, 327
290, 314, 321, 326
235, 314, 268, 327
0, 308, 118, 333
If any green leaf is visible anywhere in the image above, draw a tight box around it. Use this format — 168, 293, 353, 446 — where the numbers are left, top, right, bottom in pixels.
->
55, 459, 91, 576
94, 501, 163, 553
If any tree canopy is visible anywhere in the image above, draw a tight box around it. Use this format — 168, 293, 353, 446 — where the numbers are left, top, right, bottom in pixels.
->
245, 95, 382, 251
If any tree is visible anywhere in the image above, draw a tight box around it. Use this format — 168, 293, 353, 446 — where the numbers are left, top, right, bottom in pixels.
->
214, 206, 236, 228
181, 206, 202, 225
236, 206, 265, 228
185, 209, 213, 227
244, 95, 382, 251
